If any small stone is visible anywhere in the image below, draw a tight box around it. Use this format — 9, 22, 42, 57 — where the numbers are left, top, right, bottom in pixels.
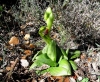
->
24, 34, 30, 40
78, 76, 83, 81
69, 77, 76, 82
39, 79, 45, 82
91, 75, 97, 80
20, 59, 29, 68
74, 58, 80, 63
0, 73, 2, 76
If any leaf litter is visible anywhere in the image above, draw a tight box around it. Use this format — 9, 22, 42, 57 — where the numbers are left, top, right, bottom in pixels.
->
0, 2, 100, 82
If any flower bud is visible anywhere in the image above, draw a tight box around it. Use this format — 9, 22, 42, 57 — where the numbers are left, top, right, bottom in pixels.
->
44, 12, 49, 21
46, 7, 52, 14
46, 18, 52, 30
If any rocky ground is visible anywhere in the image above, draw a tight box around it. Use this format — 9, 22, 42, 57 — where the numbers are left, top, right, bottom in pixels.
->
0, 0, 100, 82
0, 15, 100, 82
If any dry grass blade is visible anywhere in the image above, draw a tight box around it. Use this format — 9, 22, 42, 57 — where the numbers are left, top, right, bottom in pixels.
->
5, 57, 19, 81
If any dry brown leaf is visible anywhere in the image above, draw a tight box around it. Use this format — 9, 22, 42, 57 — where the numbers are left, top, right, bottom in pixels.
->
32, 78, 37, 82
20, 31, 25, 35
72, 73, 77, 80
64, 77, 70, 82
9, 36, 19, 45
84, 63, 88, 66
29, 43, 35, 49
52, 76, 64, 82
10, 61, 16, 68
10, 61, 15, 64
24, 50, 32, 56
93, 51, 97, 55
21, 55, 27, 59
80, 54, 86, 59
26, 22, 34, 26
24, 34, 30, 40
20, 24, 27, 29
87, 57, 92, 62
53, 34, 57, 39
0, 57, 3, 61
6, 67, 11, 71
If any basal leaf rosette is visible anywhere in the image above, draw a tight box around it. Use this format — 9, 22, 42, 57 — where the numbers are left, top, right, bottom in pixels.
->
30, 7, 81, 76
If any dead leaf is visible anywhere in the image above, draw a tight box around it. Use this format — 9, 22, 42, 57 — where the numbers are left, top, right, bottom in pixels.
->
28, 43, 35, 49
6, 67, 11, 71
20, 30, 25, 35
64, 77, 70, 82
9, 36, 19, 45
10, 61, 15, 67
93, 50, 97, 55
80, 53, 86, 59
21, 55, 27, 59
52, 76, 64, 82
24, 50, 32, 56
53, 34, 57, 39
26, 22, 34, 26
20, 24, 27, 29
0, 57, 3, 61
87, 57, 92, 62
32, 78, 37, 82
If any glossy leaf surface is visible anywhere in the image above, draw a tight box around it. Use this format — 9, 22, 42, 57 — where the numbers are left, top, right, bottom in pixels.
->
30, 60, 44, 70
47, 40, 56, 61
70, 50, 81, 59
69, 60, 78, 71
59, 59, 71, 75
60, 48, 68, 60
35, 53, 57, 66
46, 67, 71, 76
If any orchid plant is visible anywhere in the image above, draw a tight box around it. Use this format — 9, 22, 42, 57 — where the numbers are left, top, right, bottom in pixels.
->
30, 7, 80, 76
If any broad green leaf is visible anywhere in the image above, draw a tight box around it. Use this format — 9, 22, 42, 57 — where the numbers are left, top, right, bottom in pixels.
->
59, 59, 71, 75
32, 51, 42, 61
35, 53, 49, 59
69, 60, 78, 71
56, 45, 63, 62
70, 50, 81, 59
30, 60, 44, 70
46, 67, 71, 76
47, 40, 56, 61
36, 53, 57, 66
60, 48, 68, 60
38, 58, 57, 66
66, 48, 69, 57
58, 56, 63, 64
42, 45, 48, 54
